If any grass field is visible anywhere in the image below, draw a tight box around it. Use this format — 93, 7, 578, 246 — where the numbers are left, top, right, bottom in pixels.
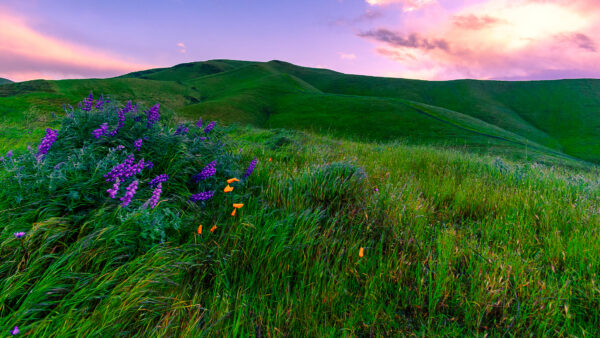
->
1, 64, 600, 335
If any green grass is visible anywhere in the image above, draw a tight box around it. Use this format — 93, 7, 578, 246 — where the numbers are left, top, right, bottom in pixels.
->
0, 78, 12, 85
1, 59, 599, 165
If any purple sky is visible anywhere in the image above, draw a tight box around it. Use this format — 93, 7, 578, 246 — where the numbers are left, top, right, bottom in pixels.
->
1, 0, 599, 81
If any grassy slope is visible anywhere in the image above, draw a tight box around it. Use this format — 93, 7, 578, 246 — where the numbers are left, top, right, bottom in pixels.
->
1, 59, 599, 167
0, 78, 12, 85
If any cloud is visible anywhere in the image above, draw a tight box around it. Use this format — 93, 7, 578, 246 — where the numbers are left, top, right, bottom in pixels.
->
0, 10, 152, 81
338, 52, 357, 60
358, 0, 600, 80
366, 0, 436, 12
359, 29, 449, 51
177, 42, 187, 53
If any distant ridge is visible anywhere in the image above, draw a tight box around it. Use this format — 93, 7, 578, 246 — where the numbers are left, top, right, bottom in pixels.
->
0, 77, 13, 85
1, 59, 599, 166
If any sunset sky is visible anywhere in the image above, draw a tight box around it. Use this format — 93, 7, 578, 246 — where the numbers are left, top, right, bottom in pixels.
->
1, 0, 599, 82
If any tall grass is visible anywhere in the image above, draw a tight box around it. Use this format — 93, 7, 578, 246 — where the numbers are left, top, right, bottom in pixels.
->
1, 99, 600, 336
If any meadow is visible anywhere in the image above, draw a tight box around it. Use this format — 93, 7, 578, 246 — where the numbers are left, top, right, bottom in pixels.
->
1, 91, 600, 336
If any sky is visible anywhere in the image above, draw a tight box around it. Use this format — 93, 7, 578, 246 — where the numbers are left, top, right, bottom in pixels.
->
1, 0, 599, 82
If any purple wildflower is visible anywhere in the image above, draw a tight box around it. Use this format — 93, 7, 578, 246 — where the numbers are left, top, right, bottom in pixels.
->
122, 158, 145, 179
104, 154, 135, 182
146, 103, 160, 128
92, 123, 109, 139
192, 160, 216, 182
11, 326, 19, 335
190, 190, 214, 202
147, 182, 162, 209
116, 145, 125, 151
37, 128, 58, 159
174, 124, 189, 135
95, 95, 105, 110
243, 157, 257, 178
196, 118, 203, 128
14, 232, 25, 239
374, 188, 379, 192
145, 161, 154, 170
203, 121, 215, 134
149, 174, 169, 188
6, 150, 13, 158
107, 178, 121, 199
134, 138, 143, 151
120, 180, 139, 207
82, 92, 94, 111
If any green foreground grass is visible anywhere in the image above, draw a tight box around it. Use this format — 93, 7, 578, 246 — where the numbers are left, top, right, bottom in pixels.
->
1, 102, 600, 335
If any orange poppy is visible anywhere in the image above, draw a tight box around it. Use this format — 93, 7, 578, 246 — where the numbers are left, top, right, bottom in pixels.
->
224, 185, 234, 193
198, 224, 202, 235
359, 247, 364, 258
233, 203, 244, 209
268, 158, 272, 162
231, 209, 237, 216
227, 178, 240, 184
210, 225, 217, 232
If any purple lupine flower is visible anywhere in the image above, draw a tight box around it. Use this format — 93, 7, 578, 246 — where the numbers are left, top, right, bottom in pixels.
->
374, 188, 379, 192
190, 190, 215, 202
192, 160, 216, 182
149, 174, 169, 188
92, 123, 109, 139
145, 161, 154, 170
14, 232, 25, 239
147, 182, 162, 209
195, 118, 203, 128
106, 178, 121, 199
82, 92, 94, 111
108, 107, 127, 136
146, 103, 160, 128
11, 326, 19, 335
116, 145, 125, 151
37, 128, 58, 159
122, 158, 145, 179
203, 121, 215, 134
104, 154, 135, 182
134, 138, 142, 151
174, 124, 189, 135
95, 95, 105, 110
120, 180, 139, 207
6, 150, 13, 158
199, 137, 207, 141
243, 157, 257, 178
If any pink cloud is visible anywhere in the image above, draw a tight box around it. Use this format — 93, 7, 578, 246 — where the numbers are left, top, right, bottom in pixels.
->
338, 52, 357, 60
366, 0, 436, 12
0, 10, 153, 82
359, 0, 600, 80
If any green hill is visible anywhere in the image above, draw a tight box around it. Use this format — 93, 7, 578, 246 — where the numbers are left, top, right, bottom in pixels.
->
0, 77, 12, 85
1, 59, 599, 166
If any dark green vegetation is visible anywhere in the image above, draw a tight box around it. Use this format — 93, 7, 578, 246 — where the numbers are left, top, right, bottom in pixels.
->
0, 78, 12, 85
1, 60, 600, 166
1, 63, 600, 335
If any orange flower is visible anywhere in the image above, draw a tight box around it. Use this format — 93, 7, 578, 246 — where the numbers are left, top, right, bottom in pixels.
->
227, 178, 240, 184
224, 185, 234, 193
268, 158, 272, 162
233, 203, 244, 209
198, 224, 202, 235
210, 225, 217, 233
359, 247, 364, 258
231, 209, 237, 216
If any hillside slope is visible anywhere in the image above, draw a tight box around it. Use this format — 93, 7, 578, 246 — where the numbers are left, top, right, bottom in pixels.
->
0, 78, 12, 85
1, 60, 598, 165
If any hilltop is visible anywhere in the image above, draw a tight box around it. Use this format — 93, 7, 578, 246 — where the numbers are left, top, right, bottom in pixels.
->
1, 60, 599, 166
0, 78, 12, 85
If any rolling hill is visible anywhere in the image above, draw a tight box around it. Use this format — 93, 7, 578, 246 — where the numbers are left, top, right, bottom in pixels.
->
0, 77, 12, 85
1, 59, 599, 166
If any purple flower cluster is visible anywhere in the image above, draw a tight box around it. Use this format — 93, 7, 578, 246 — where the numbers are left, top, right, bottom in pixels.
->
82, 92, 94, 111
145, 161, 154, 170
192, 160, 216, 182
104, 155, 135, 182
122, 158, 146, 179
174, 124, 189, 135
6, 150, 13, 158
147, 182, 162, 209
95, 95, 109, 110
134, 138, 143, 151
108, 106, 128, 136
146, 103, 160, 128
203, 121, 215, 134
149, 174, 169, 188
37, 128, 58, 159
14, 232, 25, 239
11, 326, 19, 335
120, 180, 139, 207
92, 123, 109, 139
190, 190, 214, 202
116, 145, 125, 151
243, 157, 257, 178
196, 118, 203, 128
107, 178, 120, 198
